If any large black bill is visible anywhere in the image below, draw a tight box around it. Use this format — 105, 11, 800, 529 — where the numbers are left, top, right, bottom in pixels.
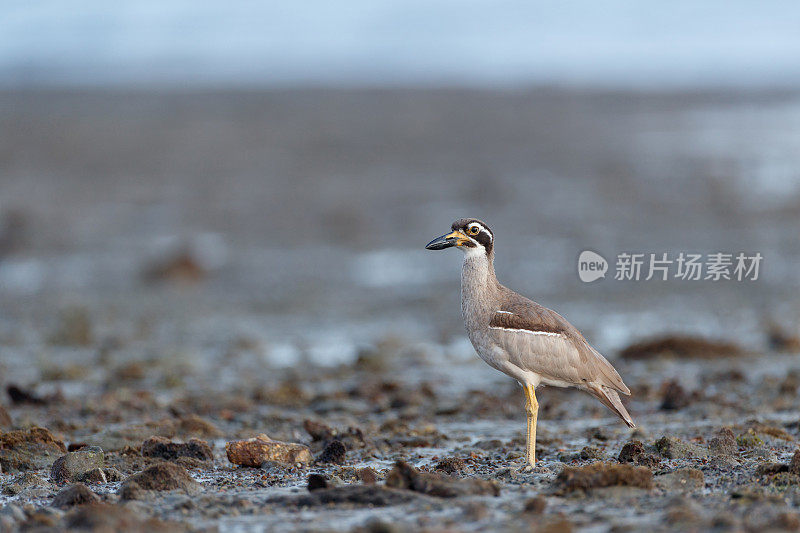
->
425, 233, 456, 250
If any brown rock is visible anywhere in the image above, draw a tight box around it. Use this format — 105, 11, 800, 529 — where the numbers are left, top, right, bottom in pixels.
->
385, 460, 499, 497
176, 415, 221, 438
0, 404, 12, 427
433, 457, 466, 475
358, 467, 378, 485
119, 462, 200, 499
789, 449, 800, 475
303, 419, 334, 442
76, 468, 107, 484
618, 440, 660, 468
52, 483, 100, 508
141, 436, 213, 462
620, 335, 743, 360
50, 447, 105, 483
225, 434, 312, 467
659, 380, 693, 410
316, 440, 346, 464
65, 503, 178, 532
709, 428, 738, 457
554, 462, 653, 493
524, 495, 547, 514
0, 427, 66, 472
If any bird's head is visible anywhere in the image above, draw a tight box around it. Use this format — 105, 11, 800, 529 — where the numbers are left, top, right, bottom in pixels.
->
425, 218, 494, 256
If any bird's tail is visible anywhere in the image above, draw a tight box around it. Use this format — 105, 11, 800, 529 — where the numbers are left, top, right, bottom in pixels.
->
589, 385, 635, 428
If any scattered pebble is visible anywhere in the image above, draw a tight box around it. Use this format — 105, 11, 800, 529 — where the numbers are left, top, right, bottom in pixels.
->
0, 427, 67, 472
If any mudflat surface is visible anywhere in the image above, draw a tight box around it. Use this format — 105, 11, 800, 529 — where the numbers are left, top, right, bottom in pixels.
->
1, 88, 800, 531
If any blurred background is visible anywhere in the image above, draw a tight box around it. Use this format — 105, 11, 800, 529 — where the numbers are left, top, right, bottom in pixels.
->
1, 0, 800, 384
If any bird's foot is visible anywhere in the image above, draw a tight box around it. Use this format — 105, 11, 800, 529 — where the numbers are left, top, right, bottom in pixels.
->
518, 463, 536, 473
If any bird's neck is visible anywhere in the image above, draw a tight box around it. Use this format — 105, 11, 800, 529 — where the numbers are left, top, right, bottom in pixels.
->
460, 250, 499, 324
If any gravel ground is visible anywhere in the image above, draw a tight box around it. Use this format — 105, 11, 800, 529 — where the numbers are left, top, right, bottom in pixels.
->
1, 88, 800, 532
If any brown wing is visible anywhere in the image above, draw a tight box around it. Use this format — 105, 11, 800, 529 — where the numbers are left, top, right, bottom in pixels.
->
488, 291, 630, 395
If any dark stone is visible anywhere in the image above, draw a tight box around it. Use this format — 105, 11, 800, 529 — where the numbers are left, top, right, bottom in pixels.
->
554, 462, 653, 493
654, 436, 708, 459
307, 474, 328, 491
141, 436, 213, 462
6, 385, 47, 406
119, 462, 200, 499
433, 457, 465, 475
52, 483, 100, 508
524, 496, 547, 514
660, 380, 692, 411
103, 468, 124, 482
317, 440, 346, 464
385, 460, 499, 497
618, 440, 660, 468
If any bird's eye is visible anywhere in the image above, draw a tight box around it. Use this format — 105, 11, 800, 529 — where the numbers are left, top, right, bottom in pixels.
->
469, 225, 480, 235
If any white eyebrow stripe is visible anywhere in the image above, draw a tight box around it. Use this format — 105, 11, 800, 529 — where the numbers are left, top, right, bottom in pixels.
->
490, 326, 563, 338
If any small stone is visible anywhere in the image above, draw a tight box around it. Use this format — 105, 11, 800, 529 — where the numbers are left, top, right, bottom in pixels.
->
317, 440, 346, 464
141, 436, 213, 462
708, 428, 738, 457
52, 483, 100, 508
433, 457, 465, 475
303, 419, 334, 442
654, 436, 708, 459
0, 404, 11, 427
307, 474, 328, 491
103, 468, 124, 482
358, 467, 378, 485
176, 415, 222, 438
788, 449, 800, 475
50, 446, 105, 483
76, 468, 107, 484
119, 462, 200, 499
523, 495, 547, 514
656, 468, 704, 491
618, 440, 660, 467
660, 380, 692, 410
226, 434, 312, 467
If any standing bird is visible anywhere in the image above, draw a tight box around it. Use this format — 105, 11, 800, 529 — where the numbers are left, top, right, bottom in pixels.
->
426, 218, 634, 468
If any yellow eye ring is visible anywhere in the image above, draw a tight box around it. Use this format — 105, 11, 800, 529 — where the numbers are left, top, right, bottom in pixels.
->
468, 225, 480, 235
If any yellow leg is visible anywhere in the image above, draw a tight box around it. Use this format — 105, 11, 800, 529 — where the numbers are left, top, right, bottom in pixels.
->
523, 384, 538, 468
